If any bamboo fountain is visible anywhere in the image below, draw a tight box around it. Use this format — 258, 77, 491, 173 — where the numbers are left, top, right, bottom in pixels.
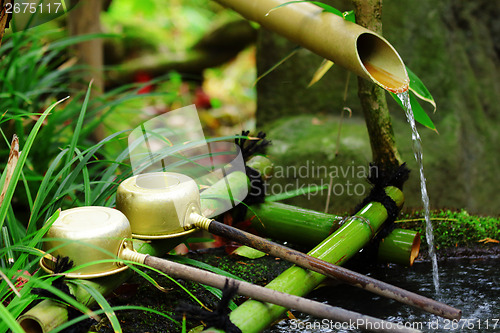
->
17, 1, 456, 332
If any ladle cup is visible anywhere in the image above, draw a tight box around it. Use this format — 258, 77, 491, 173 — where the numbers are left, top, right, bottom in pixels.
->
40, 206, 419, 333
115, 172, 461, 320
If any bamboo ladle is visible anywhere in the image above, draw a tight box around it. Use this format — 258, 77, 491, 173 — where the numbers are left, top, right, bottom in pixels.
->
115, 172, 461, 320
41, 206, 419, 333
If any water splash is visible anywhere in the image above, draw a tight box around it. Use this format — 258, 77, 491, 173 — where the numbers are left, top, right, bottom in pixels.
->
397, 91, 440, 293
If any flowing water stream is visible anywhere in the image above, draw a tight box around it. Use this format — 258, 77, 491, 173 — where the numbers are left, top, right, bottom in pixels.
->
397, 91, 440, 294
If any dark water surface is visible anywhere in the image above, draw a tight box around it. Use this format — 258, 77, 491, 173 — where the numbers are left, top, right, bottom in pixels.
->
266, 258, 499, 333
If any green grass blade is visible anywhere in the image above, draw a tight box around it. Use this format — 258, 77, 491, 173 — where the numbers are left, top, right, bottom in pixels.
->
254, 46, 300, 86
11, 209, 60, 274
125, 262, 209, 310
69, 280, 122, 333
63, 82, 92, 180
168, 256, 245, 282
0, 97, 69, 231
0, 302, 25, 333
28, 149, 69, 232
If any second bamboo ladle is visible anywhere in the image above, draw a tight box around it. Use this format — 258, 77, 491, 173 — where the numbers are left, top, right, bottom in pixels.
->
41, 206, 419, 333
115, 172, 461, 320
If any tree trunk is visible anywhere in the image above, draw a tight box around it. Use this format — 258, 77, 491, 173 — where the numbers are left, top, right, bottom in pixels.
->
351, 0, 403, 171
68, 0, 104, 93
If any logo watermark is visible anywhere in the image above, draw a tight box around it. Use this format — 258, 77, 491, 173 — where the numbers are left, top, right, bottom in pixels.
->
250, 161, 378, 200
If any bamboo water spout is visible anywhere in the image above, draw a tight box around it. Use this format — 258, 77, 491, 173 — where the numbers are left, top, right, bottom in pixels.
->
214, 0, 409, 93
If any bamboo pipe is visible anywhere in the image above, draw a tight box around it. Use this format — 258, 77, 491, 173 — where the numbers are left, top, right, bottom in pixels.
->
247, 201, 344, 246
202, 187, 459, 333
213, 0, 409, 93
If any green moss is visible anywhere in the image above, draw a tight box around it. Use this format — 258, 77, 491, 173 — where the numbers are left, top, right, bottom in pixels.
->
397, 209, 500, 249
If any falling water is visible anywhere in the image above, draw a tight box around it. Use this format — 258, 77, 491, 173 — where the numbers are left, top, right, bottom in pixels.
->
397, 91, 440, 293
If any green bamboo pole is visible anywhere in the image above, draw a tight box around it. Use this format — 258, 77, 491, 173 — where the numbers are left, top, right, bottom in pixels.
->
200, 171, 249, 217
247, 203, 421, 266
378, 229, 420, 266
203, 187, 404, 333
247, 201, 344, 245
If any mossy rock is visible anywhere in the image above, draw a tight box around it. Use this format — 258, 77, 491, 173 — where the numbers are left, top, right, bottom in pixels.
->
261, 114, 373, 213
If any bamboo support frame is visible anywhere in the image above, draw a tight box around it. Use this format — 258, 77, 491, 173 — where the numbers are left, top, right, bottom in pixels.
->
202, 187, 458, 333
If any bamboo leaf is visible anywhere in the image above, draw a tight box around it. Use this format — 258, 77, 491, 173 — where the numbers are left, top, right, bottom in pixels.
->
232, 246, 267, 259
406, 67, 436, 112
267, 1, 342, 17
200, 285, 238, 310
308, 59, 334, 87
342, 10, 356, 23
390, 91, 438, 132
267, 2, 355, 23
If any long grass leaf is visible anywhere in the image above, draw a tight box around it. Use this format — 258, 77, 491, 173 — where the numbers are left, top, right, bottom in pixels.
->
69, 280, 122, 333
28, 149, 69, 232
124, 262, 209, 311
168, 256, 245, 282
11, 209, 60, 274
0, 302, 25, 333
47, 33, 119, 51
254, 46, 300, 86
0, 97, 68, 231
63, 81, 92, 179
